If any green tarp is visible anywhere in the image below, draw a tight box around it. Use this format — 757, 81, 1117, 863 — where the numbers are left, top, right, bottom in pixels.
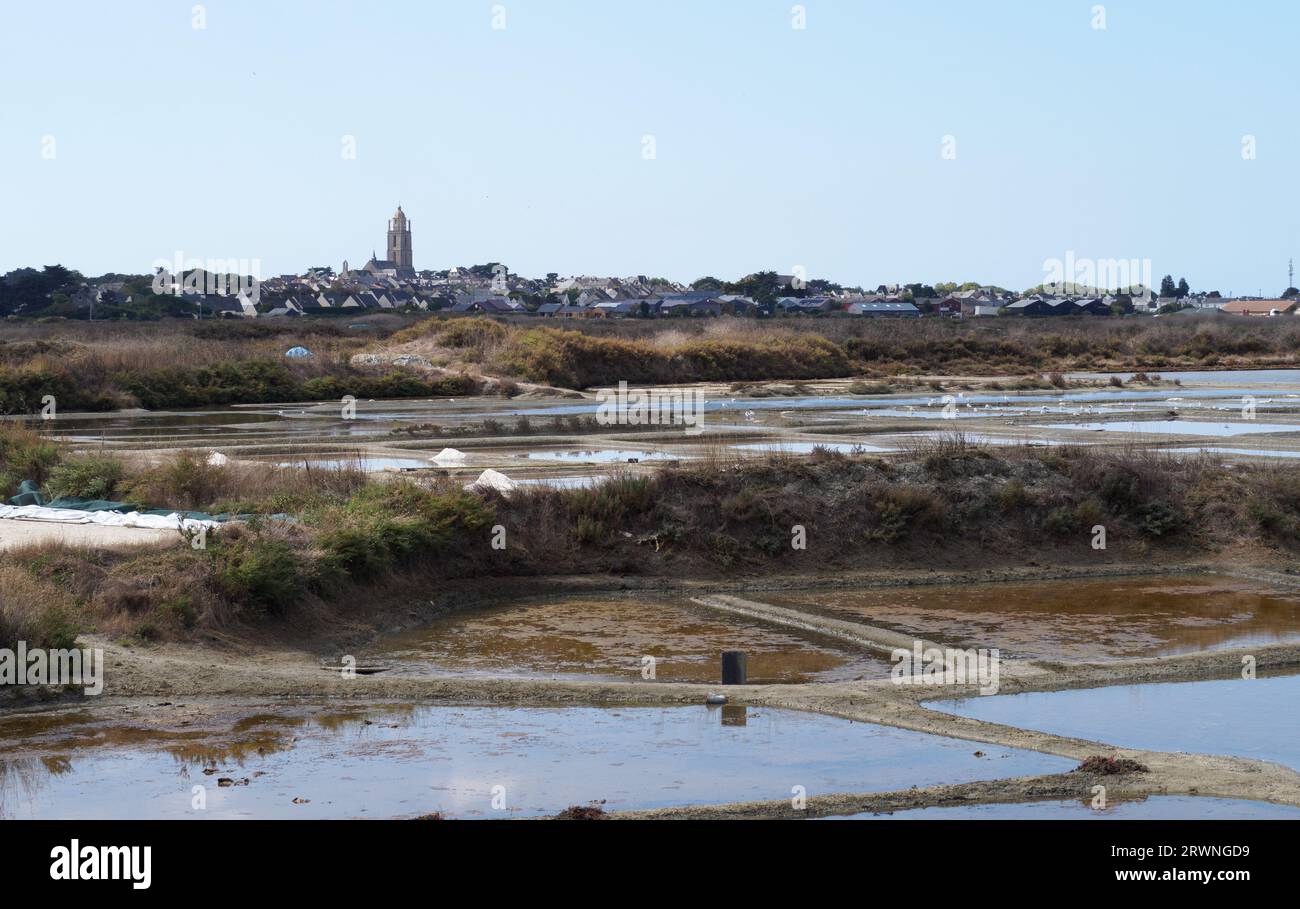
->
6, 479, 229, 521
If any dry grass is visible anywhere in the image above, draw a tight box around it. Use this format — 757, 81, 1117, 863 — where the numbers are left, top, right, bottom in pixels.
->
376, 314, 1300, 390
0, 563, 78, 649
11, 435, 1300, 646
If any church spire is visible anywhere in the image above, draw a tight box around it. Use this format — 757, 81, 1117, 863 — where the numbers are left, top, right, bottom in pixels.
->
387, 205, 413, 270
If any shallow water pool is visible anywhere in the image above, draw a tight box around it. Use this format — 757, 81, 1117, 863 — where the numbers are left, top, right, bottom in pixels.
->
0, 704, 1074, 819
927, 672, 1300, 771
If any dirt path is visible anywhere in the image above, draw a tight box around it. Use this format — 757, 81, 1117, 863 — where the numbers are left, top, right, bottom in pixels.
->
0, 519, 175, 551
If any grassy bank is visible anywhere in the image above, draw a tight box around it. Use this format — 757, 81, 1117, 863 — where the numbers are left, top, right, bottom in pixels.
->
4, 424, 1298, 648
382, 315, 1300, 388
0, 318, 475, 413
3, 316, 1298, 413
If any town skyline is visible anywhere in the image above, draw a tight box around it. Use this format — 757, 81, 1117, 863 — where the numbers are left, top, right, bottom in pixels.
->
4, 1, 1298, 290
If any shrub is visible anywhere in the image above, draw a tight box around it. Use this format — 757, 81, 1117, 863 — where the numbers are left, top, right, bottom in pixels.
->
1074, 497, 1106, 530
706, 532, 742, 566
1137, 500, 1181, 538
994, 479, 1032, 511
46, 455, 127, 501
0, 422, 60, 498
433, 319, 508, 349
125, 450, 228, 510
212, 535, 310, 617
316, 483, 494, 580
574, 515, 605, 545
1042, 506, 1078, 536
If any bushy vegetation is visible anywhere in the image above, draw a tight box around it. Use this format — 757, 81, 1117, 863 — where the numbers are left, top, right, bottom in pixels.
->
0, 318, 476, 414
0, 565, 78, 651
0, 423, 59, 497
381, 315, 1300, 390
10, 432, 1300, 646
394, 321, 852, 388
45, 455, 128, 501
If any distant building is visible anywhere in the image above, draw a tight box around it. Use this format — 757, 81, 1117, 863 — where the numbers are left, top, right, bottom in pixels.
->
350, 206, 416, 279
848, 300, 920, 318
388, 206, 413, 270
1221, 299, 1299, 317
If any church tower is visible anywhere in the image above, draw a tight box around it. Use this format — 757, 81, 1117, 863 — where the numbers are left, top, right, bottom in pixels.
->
387, 206, 413, 269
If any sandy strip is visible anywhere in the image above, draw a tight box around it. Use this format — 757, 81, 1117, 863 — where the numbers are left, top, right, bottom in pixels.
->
0, 519, 175, 551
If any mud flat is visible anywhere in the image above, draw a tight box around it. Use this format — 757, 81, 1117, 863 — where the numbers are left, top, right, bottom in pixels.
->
366, 595, 889, 684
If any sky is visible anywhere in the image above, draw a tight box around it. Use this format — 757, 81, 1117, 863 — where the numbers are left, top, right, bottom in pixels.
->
2, 0, 1297, 293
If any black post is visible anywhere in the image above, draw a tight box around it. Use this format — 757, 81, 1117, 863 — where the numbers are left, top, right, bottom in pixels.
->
721, 650, 747, 685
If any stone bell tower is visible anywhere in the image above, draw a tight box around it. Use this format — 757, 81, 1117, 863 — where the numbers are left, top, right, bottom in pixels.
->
387, 205, 412, 269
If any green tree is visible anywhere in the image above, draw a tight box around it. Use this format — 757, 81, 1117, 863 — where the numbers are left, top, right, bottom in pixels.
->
691, 276, 725, 291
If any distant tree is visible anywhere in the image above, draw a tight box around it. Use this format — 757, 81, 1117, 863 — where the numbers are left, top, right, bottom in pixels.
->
1176, 278, 1190, 299
726, 271, 783, 304
691, 276, 725, 291
466, 263, 504, 280
1283, 287, 1299, 300
806, 278, 841, 295
1159, 275, 1177, 298
0, 265, 84, 316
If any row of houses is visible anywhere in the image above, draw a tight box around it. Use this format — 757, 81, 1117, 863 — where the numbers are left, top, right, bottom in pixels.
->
522, 293, 924, 319
190, 289, 441, 317
1003, 296, 1118, 317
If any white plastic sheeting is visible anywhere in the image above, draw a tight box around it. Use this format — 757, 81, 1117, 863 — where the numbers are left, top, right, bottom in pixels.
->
0, 505, 219, 533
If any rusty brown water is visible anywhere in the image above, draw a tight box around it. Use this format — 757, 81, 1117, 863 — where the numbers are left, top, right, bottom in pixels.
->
368, 596, 889, 683
765, 575, 1300, 661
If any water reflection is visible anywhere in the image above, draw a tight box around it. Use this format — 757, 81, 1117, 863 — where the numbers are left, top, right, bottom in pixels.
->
0, 703, 1073, 819
929, 672, 1300, 771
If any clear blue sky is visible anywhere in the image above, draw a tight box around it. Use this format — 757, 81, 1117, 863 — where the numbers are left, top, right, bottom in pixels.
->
2, 0, 1296, 293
